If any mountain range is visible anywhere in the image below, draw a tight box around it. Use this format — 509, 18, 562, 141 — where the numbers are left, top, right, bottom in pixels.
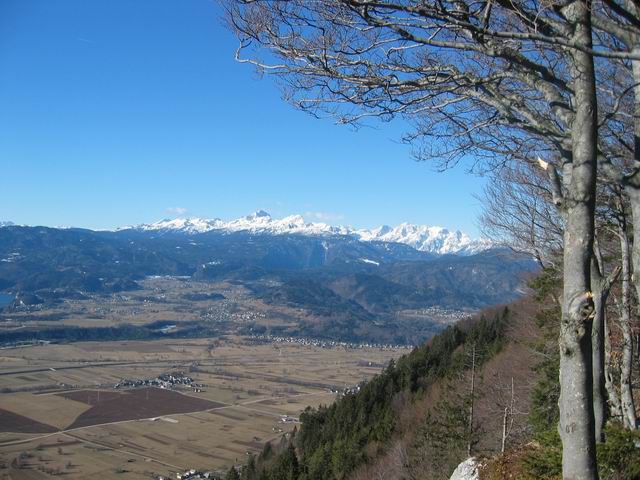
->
0, 214, 534, 344
123, 211, 489, 256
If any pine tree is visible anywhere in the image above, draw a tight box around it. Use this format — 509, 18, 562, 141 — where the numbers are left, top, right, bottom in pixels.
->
241, 455, 256, 480
226, 466, 240, 480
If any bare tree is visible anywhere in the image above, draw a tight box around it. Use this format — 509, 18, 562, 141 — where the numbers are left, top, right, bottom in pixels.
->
610, 194, 638, 429
351, 440, 410, 480
222, 1, 624, 477
604, 305, 623, 420
468, 342, 477, 457
501, 377, 515, 453
593, 8, 640, 431
592, 0, 640, 307
480, 160, 625, 443
591, 239, 621, 440
479, 163, 563, 269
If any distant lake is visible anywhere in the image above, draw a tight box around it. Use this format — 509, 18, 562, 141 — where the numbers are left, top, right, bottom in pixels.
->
0, 294, 14, 308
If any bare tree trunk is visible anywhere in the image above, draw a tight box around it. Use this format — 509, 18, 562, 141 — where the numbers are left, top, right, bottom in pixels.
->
623, 44, 640, 431
618, 224, 637, 429
591, 245, 621, 441
468, 343, 476, 457
630, 30, 640, 346
637, 333, 640, 373
501, 407, 509, 454
605, 312, 622, 420
591, 257, 607, 442
501, 377, 515, 453
627, 185, 640, 426
558, 1, 599, 478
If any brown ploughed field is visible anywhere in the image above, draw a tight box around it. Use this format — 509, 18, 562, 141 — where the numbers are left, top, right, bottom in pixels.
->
0, 409, 57, 434
59, 388, 224, 428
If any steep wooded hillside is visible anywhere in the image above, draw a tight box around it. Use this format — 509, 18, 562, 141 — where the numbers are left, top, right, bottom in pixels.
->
233, 279, 640, 480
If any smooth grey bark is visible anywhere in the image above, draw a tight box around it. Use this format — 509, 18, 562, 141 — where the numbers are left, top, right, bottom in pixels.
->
620, 45, 640, 430
558, 1, 599, 478
593, 10, 640, 430
591, 264, 606, 443
629, 48, 640, 387
591, 250, 620, 442
604, 310, 622, 421
617, 224, 637, 429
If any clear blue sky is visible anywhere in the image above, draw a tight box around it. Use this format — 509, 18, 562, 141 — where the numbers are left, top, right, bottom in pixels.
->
0, 0, 486, 235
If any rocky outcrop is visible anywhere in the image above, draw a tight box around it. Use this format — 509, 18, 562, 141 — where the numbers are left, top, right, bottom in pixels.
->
450, 458, 479, 480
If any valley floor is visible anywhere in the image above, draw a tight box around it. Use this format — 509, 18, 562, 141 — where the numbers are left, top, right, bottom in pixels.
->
0, 337, 403, 479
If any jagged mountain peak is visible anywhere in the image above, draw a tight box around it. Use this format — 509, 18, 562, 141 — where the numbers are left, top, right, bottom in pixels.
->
248, 209, 271, 219
122, 213, 489, 256
123, 217, 224, 234
355, 222, 488, 255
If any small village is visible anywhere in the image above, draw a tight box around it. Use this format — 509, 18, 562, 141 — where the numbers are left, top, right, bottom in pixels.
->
114, 372, 205, 392
156, 468, 217, 480
252, 334, 413, 351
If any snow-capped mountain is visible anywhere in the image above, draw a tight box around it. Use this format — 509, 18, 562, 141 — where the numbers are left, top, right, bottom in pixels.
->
125, 211, 489, 256
130, 211, 351, 236
356, 223, 488, 255
0, 221, 15, 228
132, 217, 226, 235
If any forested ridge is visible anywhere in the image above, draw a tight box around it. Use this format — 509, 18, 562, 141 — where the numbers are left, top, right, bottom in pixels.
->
229, 307, 512, 480
295, 311, 509, 480
224, 274, 640, 480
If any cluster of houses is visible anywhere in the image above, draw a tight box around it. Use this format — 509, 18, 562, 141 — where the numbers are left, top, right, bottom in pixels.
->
327, 383, 363, 396
156, 469, 217, 480
279, 415, 298, 424
415, 306, 471, 323
114, 372, 205, 392
341, 384, 362, 396
200, 303, 233, 322
251, 334, 413, 351
175, 469, 215, 479
231, 310, 266, 322
271, 415, 299, 433
200, 302, 266, 324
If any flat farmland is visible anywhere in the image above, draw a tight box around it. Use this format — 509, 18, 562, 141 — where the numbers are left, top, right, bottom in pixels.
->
0, 336, 403, 479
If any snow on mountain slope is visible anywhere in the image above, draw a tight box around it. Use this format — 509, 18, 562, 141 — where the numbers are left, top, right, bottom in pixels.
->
356, 223, 488, 255
224, 210, 352, 236
125, 211, 489, 255
132, 217, 225, 234
130, 211, 350, 236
